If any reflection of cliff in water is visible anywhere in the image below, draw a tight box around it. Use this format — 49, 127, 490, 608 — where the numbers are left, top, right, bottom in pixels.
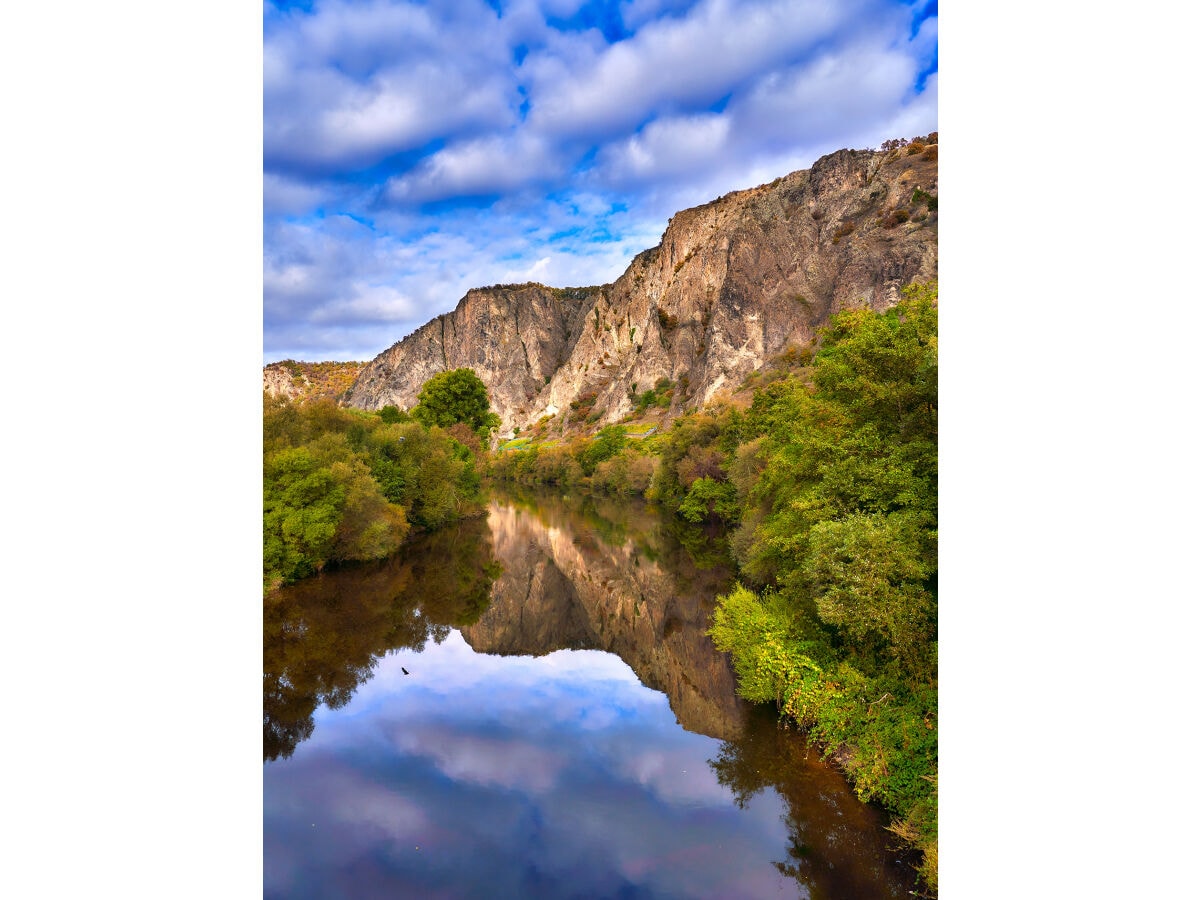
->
461, 490, 747, 741
263, 516, 501, 761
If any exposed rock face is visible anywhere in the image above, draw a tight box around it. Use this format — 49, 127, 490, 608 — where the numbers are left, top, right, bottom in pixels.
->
345, 140, 938, 435
347, 283, 599, 429
462, 498, 746, 741
263, 364, 300, 400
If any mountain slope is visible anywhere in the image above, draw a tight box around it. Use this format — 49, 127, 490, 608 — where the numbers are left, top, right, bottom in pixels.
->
345, 137, 938, 436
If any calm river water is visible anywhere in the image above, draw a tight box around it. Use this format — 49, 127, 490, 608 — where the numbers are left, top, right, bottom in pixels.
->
264, 490, 918, 899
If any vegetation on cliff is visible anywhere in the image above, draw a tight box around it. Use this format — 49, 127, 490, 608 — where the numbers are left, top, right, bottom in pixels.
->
263, 360, 366, 403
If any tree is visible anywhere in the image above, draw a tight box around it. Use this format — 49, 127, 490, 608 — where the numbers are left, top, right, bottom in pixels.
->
803, 512, 934, 666
412, 368, 501, 436
576, 425, 627, 475
378, 404, 408, 424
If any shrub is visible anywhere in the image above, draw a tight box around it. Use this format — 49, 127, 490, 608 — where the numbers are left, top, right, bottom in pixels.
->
592, 448, 657, 496
633, 378, 675, 413
831, 220, 855, 243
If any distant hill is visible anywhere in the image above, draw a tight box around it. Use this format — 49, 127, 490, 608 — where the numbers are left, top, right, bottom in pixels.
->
263, 360, 366, 404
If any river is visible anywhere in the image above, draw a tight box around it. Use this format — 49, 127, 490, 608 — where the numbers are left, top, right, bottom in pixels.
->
264, 490, 919, 899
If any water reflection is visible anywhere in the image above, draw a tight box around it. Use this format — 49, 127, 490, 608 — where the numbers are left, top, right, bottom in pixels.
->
264, 491, 918, 898
266, 638, 800, 900
263, 516, 502, 761
711, 705, 917, 898
465, 490, 745, 740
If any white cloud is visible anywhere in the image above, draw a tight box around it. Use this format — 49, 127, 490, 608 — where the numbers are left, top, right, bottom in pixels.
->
526, 0, 862, 137
520, 256, 552, 281
392, 727, 567, 793
264, 0, 518, 171
385, 132, 564, 204
266, 61, 518, 171
730, 39, 920, 146
596, 112, 732, 184
308, 283, 419, 325
618, 0, 697, 30
263, 172, 333, 216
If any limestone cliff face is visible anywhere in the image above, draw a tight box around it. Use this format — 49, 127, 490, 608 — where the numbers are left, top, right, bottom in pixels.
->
346, 283, 599, 426
462, 499, 746, 741
345, 139, 938, 434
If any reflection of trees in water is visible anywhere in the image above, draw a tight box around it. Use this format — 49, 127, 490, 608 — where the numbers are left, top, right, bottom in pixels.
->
495, 484, 734, 577
263, 516, 500, 762
709, 705, 917, 899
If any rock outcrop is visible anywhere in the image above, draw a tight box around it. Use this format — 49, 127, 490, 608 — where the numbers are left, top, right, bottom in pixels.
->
345, 138, 938, 436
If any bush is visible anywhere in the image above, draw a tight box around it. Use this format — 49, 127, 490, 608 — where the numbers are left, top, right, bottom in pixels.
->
831, 220, 855, 243
592, 448, 657, 496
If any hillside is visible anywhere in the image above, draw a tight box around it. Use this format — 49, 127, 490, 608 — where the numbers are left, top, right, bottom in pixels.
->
262, 360, 365, 404
341, 135, 937, 437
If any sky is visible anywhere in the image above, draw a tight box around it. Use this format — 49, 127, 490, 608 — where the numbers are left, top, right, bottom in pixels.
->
264, 0, 938, 363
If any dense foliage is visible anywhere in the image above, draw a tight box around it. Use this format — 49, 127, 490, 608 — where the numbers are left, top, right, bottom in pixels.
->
491, 423, 659, 497
264, 378, 491, 592
706, 283, 938, 889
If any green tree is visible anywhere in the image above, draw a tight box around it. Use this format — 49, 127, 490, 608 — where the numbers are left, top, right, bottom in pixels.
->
803, 512, 933, 667
362, 422, 482, 529
412, 368, 502, 437
576, 425, 628, 475
378, 404, 408, 424
678, 476, 739, 523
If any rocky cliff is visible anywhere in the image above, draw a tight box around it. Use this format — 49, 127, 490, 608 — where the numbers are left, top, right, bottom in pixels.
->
345, 137, 938, 436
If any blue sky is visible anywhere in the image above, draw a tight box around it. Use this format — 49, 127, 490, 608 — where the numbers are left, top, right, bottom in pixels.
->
264, 0, 938, 362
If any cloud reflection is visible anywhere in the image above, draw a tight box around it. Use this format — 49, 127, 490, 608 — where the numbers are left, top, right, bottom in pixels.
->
265, 633, 793, 899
